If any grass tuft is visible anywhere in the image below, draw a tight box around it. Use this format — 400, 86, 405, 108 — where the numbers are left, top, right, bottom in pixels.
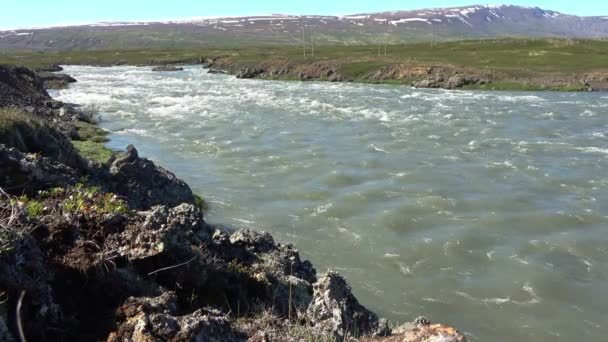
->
194, 194, 209, 212
79, 105, 102, 124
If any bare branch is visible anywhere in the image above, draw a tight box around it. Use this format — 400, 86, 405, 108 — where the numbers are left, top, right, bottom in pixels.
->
147, 255, 198, 276
17, 291, 27, 342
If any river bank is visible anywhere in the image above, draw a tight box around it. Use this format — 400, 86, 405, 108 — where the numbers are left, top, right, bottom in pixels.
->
0, 65, 467, 341
48, 64, 608, 341
1, 39, 607, 92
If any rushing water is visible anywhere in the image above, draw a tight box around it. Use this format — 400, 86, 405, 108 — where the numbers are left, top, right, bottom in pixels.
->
53, 65, 608, 341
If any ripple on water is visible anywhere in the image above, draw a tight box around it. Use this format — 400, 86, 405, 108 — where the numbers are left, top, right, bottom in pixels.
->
54, 65, 608, 342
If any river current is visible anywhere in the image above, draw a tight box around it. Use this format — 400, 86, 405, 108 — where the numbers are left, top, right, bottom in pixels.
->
52, 65, 608, 341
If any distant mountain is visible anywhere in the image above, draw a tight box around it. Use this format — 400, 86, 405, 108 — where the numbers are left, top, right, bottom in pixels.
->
1, 4, 607, 51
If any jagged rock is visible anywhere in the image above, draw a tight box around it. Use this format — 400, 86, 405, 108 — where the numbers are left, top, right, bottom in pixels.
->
306, 271, 389, 341
152, 66, 184, 72
35, 64, 63, 72
210, 229, 317, 318
0, 65, 62, 110
414, 74, 486, 90
121, 204, 211, 260
207, 69, 228, 74
108, 145, 195, 210
237, 67, 262, 79
109, 292, 242, 342
299, 72, 313, 81
229, 229, 276, 253
0, 145, 79, 196
445, 75, 467, 89
38, 72, 77, 89
364, 318, 466, 342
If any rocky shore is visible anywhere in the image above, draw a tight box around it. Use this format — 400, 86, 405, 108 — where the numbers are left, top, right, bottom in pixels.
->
206, 57, 607, 91
0, 64, 466, 341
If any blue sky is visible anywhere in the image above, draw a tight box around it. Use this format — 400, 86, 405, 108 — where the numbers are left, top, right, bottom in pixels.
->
2, 1, 607, 30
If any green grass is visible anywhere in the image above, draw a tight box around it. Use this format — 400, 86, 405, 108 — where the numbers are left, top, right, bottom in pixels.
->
72, 140, 114, 164
0, 107, 44, 138
72, 119, 116, 164
0, 108, 62, 156
1, 38, 606, 91
338, 62, 390, 79
74, 121, 110, 143
1, 38, 606, 74
0, 108, 114, 164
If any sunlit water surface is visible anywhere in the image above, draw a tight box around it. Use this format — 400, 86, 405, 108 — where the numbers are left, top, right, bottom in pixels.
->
53, 65, 608, 341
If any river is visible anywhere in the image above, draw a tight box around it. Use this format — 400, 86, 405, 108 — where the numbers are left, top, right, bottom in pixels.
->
52, 65, 608, 341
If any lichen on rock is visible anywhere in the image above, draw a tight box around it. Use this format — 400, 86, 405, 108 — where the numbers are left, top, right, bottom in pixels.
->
306, 271, 390, 340
107, 145, 196, 210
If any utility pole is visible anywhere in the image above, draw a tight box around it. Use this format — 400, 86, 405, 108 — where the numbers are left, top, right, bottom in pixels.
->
384, 23, 387, 56
303, 29, 306, 58
311, 30, 314, 58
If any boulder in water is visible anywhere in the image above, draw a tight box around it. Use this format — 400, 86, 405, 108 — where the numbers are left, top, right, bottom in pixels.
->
152, 66, 184, 72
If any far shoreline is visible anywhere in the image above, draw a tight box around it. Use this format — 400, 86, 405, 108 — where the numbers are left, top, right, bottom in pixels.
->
3, 38, 607, 92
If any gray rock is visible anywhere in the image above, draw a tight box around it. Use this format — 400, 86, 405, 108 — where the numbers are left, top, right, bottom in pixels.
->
414, 78, 442, 89
0, 145, 79, 196
207, 69, 228, 74
152, 66, 184, 72
388, 318, 467, 342
236, 67, 262, 79
0, 65, 63, 110
109, 292, 242, 342
121, 203, 211, 260
445, 75, 467, 89
415, 73, 486, 90
206, 228, 316, 318
34, 64, 63, 72
229, 229, 276, 252
38, 72, 77, 89
108, 145, 195, 210
306, 271, 389, 341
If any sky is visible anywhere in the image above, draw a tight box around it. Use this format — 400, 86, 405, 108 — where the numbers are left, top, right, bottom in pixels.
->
1, 0, 607, 30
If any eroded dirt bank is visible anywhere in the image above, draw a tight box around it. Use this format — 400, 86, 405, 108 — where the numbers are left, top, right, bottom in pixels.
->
207, 57, 608, 91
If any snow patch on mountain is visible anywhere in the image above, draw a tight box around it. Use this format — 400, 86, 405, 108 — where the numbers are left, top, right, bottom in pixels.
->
390, 18, 432, 25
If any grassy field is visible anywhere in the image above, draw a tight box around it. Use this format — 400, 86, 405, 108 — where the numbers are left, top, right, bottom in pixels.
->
1, 38, 606, 89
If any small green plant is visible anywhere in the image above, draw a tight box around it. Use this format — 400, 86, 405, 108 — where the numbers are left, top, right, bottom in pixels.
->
39, 187, 65, 198
61, 186, 131, 216
227, 259, 249, 274
24, 200, 44, 217
194, 194, 209, 211
10, 195, 45, 217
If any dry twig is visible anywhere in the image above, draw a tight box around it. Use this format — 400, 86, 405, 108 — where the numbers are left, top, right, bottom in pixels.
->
17, 291, 27, 342
147, 255, 198, 276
